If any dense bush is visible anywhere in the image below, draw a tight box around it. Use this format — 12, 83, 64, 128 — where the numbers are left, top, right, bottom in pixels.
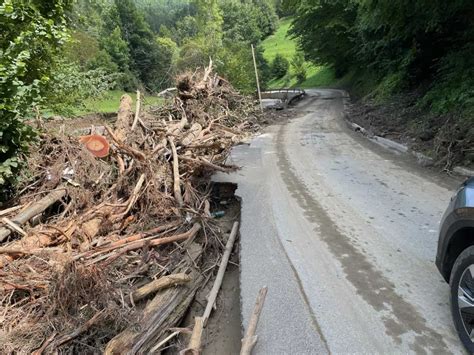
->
218, 43, 270, 93
272, 54, 290, 79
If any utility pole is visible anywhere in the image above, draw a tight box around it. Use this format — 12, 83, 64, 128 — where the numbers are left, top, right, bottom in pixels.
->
251, 44, 263, 112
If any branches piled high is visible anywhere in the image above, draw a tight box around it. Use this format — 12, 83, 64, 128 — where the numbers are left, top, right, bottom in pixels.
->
0, 65, 258, 354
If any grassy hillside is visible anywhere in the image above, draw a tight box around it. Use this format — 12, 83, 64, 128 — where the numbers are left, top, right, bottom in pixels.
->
262, 18, 335, 89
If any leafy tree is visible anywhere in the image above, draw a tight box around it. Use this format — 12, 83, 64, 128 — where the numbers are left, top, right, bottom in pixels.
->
271, 54, 290, 79
68, 0, 108, 35
221, 0, 262, 44
64, 31, 101, 68
102, 26, 131, 70
192, 0, 223, 51
175, 15, 199, 45
274, 0, 295, 17
288, 0, 357, 77
0, 0, 71, 194
137, 0, 193, 35
177, 37, 211, 71
112, 0, 162, 90
218, 43, 270, 93
252, 0, 278, 38
152, 37, 179, 89
288, 0, 474, 109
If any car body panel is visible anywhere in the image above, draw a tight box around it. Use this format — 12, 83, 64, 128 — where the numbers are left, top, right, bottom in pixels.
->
436, 177, 474, 281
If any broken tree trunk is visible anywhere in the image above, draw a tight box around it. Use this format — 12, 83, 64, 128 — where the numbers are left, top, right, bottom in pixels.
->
115, 94, 133, 142
169, 137, 184, 207
240, 287, 268, 355
0, 187, 67, 242
202, 221, 239, 326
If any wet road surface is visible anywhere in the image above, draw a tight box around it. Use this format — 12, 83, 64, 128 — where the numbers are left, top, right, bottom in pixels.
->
214, 89, 465, 354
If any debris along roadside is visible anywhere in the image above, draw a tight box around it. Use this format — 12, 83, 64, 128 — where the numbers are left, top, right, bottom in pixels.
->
0, 64, 260, 354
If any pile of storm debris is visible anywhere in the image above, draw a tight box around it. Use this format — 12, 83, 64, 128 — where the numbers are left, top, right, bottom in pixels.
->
0, 64, 263, 354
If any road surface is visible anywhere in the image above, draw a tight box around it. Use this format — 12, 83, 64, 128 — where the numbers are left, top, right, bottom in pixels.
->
214, 89, 465, 354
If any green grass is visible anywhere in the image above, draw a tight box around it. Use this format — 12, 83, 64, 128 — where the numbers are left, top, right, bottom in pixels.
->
261, 18, 335, 89
262, 18, 296, 62
77, 90, 163, 115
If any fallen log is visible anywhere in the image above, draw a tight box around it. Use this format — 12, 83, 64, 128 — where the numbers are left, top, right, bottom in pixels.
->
32, 332, 57, 355
131, 271, 203, 354
149, 330, 180, 353
180, 156, 235, 173
182, 123, 203, 146
104, 125, 146, 161
0, 187, 67, 242
240, 287, 268, 355
0, 205, 23, 217
1, 217, 27, 236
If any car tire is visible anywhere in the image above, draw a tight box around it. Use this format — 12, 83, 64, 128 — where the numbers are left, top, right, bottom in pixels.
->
450, 246, 474, 353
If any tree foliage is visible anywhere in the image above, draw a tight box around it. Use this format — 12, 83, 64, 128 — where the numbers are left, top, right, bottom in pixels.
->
288, 0, 474, 111
218, 42, 271, 93
221, 0, 263, 44
112, 0, 163, 90
253, 0, 278, 38
271, 54, 289, 79
0, 0, 71, 192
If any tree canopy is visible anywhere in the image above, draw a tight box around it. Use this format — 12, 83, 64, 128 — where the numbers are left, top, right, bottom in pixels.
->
287, 0, 474, 112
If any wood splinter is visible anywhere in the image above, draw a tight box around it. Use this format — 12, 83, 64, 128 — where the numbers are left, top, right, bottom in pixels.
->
180, 316, 204, 355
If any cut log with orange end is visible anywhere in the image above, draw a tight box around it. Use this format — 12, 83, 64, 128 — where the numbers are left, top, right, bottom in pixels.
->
79, 135, 110, 158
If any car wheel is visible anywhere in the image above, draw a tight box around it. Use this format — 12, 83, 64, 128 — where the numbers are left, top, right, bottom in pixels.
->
450, 246, 474, 353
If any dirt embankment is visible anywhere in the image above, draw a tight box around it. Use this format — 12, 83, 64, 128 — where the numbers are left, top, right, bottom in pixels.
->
346, 92, 473, 172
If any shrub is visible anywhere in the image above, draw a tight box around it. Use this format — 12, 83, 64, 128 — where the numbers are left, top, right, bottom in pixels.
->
272, 54, 289, 79
43, 60, 117, 115
291, 52, 307, 83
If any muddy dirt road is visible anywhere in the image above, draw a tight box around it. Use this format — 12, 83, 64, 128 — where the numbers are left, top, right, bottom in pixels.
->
215, 89, 465, 354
